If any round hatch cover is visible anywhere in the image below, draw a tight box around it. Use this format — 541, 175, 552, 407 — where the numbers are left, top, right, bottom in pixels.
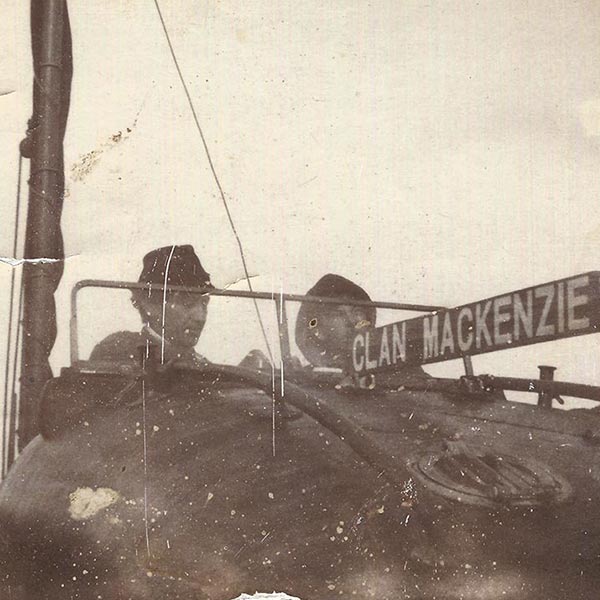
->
408, 441, 572, 508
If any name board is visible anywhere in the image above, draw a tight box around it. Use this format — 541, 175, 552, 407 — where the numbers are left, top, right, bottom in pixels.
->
352, 272, 600, 374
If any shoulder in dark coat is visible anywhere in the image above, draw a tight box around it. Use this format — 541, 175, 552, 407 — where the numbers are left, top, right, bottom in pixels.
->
89, 331, 144, 363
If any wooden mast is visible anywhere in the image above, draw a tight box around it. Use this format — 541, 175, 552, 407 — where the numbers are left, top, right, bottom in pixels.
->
18, 0, 72, 448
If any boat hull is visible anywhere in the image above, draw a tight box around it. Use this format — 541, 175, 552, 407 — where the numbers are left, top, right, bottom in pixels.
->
1, 369, 599, 599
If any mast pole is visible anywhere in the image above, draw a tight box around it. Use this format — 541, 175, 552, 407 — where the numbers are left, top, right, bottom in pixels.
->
18, 0, 72, 449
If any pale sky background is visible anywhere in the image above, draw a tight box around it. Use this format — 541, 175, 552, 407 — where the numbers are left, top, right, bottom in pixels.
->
1, 0, 600, 416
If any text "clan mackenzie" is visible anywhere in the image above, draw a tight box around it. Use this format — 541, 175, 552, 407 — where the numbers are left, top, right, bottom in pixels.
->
352, 273, 600, 373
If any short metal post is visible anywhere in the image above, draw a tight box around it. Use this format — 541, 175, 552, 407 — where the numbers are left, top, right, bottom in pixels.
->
462, 356, 474, 377
537, 365, 556, 408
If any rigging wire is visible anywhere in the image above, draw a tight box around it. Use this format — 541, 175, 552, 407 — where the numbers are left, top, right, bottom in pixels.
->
2, 154, 24, 478
150, 0, 274, 365
7, 284, 24, 470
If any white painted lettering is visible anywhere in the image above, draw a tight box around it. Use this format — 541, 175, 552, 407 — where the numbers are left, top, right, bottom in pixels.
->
352, 334, 365, 371
440, 312, 455, 355
379, 327, 391, 366
423, 314, 439, 359
493, 295, 512, 344
557, 282, 565, 334
365, 331, 378, 370
535, 284, 555, 337
475, 301, 492, 348
513, 290, 533, 340
457, 307, 473, 352
392, 322, 406, 363
567, 275, 590, 330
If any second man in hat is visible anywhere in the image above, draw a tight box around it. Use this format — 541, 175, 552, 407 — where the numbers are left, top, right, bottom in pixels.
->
90, 244, 212, 366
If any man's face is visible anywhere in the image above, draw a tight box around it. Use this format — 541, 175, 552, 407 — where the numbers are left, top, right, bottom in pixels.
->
140, 291, 210, 349
309, 304, 372, 368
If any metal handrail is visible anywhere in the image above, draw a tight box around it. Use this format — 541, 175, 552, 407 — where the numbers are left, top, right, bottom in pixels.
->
70, 279, 445, 365
478, 375, 600, 403
397, 375, 600, 404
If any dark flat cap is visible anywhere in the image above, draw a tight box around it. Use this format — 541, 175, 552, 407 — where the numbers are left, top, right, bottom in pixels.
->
304, 273, 373, 303
138, 245, 212, 289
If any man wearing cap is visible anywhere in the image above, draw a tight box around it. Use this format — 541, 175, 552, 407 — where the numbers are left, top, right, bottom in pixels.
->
295, 274, 430, 386
295, 274, 375, 372
90, 245, 212, 367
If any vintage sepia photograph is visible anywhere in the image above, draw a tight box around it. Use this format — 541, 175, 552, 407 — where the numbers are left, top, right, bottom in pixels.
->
1, 1, 600, 598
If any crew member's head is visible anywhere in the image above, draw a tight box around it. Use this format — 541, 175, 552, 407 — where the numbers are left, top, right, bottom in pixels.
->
295, 274, 376, 369
131, 245, 212, 350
